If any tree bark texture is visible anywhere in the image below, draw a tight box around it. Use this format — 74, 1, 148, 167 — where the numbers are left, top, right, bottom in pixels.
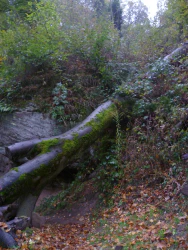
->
0, 100, 125, 205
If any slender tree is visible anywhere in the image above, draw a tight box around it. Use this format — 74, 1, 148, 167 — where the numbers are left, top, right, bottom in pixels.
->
94, 0, 105, 16
120, 0, 149, 60
111, 0, 123, 31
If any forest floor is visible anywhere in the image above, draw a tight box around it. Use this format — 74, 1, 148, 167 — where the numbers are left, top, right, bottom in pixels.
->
12, 166, 187, 250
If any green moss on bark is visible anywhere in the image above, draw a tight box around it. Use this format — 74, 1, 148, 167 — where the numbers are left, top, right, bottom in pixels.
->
0, 100, 133, 205
12, 167, 19, 172
62, 104, 116, 156
36, 138, 60, 154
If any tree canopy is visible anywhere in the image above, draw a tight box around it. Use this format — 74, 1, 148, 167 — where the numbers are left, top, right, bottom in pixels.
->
0, 0, 187, 114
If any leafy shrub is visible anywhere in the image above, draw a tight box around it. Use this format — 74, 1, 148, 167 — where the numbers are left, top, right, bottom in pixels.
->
51, 82, 68, 123
0, 102, 12, 113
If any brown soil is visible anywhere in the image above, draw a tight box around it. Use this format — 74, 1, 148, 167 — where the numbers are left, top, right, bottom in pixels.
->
33, 179, 99, 226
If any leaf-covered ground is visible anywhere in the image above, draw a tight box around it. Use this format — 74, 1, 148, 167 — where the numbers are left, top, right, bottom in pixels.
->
8, 169, 187, 250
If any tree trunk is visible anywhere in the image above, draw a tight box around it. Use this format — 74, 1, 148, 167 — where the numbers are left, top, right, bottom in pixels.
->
5, 101, 112, 160
0, 42, 187, 208
164, 41, 188, 62
0, 100, 131, 206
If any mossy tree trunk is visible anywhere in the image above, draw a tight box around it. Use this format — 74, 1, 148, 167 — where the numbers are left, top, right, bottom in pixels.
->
0, 99, 133, 206
0, 42, 187, 207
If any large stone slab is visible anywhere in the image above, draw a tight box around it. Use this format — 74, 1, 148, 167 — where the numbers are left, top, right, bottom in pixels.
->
0, 105, 63, 147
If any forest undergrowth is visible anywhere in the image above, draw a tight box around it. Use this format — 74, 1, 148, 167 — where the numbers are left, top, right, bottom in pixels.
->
8, 52, 187, 250
0, 0, 188, 249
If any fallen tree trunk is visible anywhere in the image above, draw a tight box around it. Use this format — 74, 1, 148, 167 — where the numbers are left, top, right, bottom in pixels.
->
164, 41, 188, 61
6, 43, 188, 161
0, 42, 187, 208
147, 41, 188, 79
0, 99, 133, 206
5, 101, 112, 160
0, 228, 17, 249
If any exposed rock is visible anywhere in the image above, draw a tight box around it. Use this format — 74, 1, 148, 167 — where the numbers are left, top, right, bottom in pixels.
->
0, 154, 14, 176
181, 183, 188, 196
0, 108, 63, 147
182, 154, 188, 161
32, 212, 46, 228
35, 186, 62, 208
7, 216, 30, 231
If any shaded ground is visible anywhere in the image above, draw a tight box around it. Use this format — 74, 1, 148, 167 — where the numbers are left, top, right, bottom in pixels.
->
13, 172, 187, 250
33, 180, 99, 227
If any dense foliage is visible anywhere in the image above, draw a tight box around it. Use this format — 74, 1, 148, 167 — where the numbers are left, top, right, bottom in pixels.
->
0, 1, 187, 248
0, 0, 187, 119
0, 0, 122, 122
